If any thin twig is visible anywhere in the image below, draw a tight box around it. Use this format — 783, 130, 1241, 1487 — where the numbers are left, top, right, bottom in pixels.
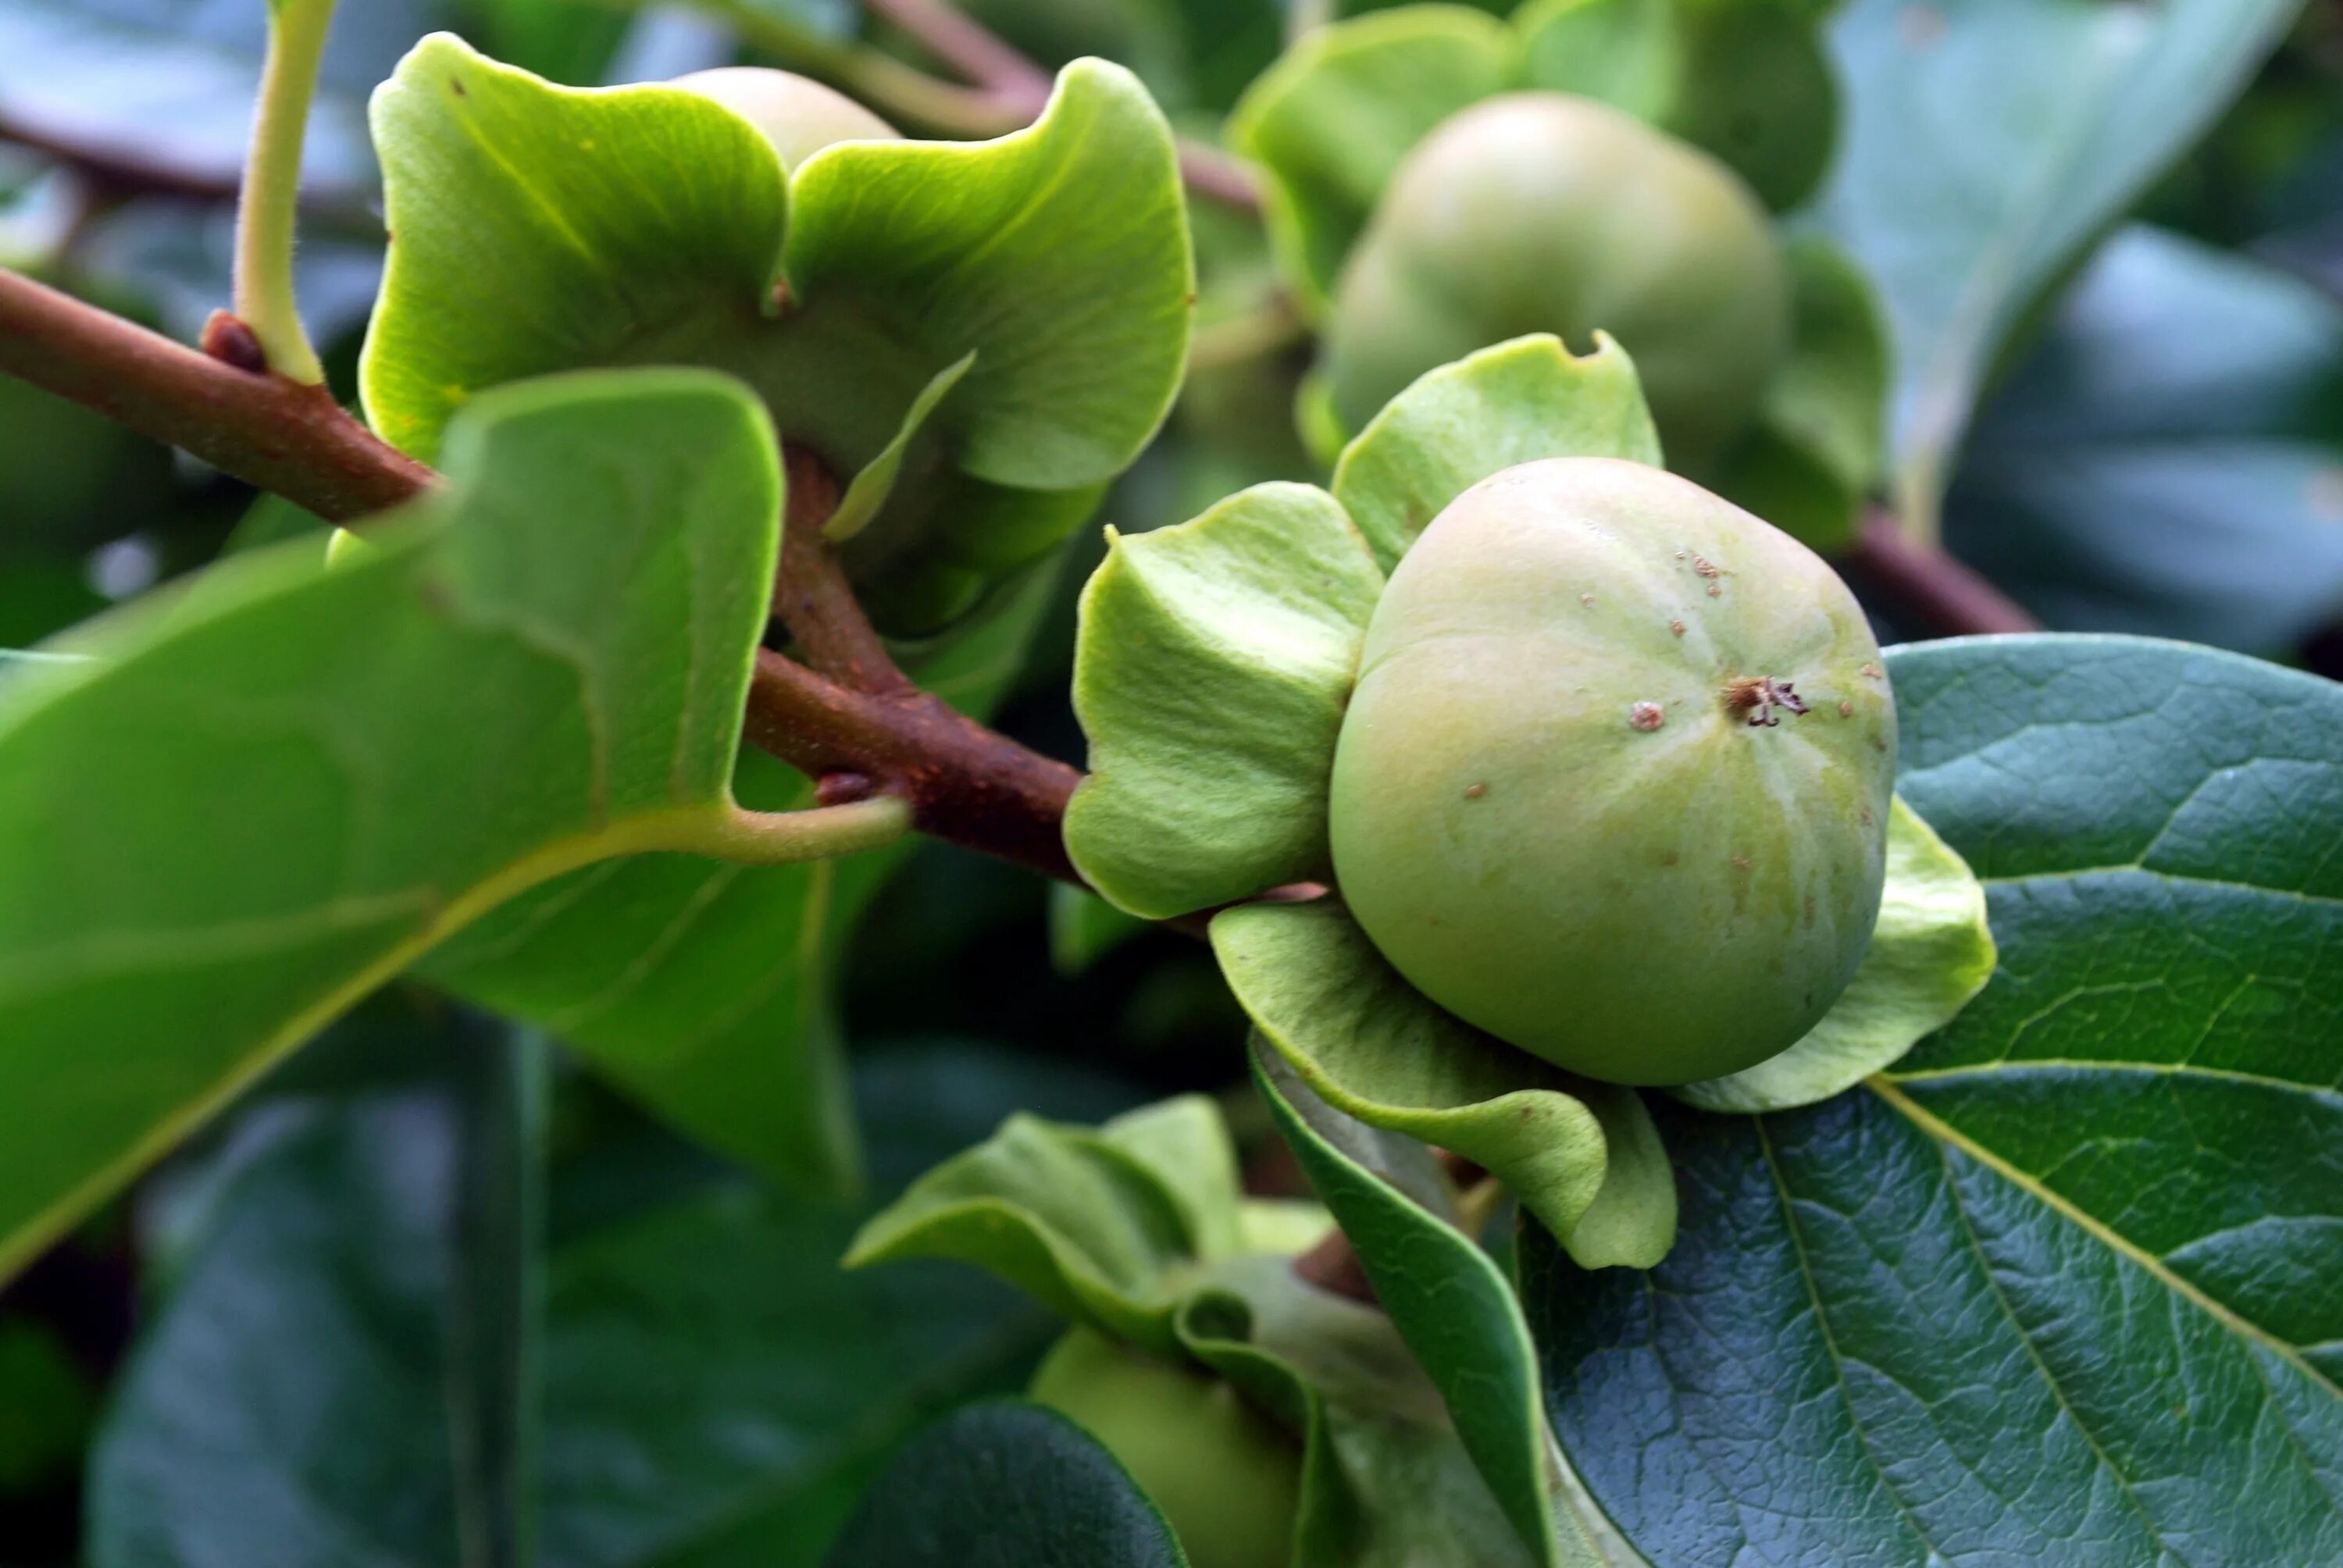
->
862, 0, 1053, 105
744, 648, 1085, 882
1842, 508, 2039, 637
0, 268, 433, 519
1178, 141, 1262, 213
776, 448, 917, 698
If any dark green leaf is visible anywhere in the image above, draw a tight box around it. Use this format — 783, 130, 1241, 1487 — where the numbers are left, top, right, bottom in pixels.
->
822, 1402, 1189, 1568
1945, 226, 2343, 654
1257, 1050, 1639, 1568
92, 1037, 1129, 1568
1527, 633, 2343, 1563
1819, 0, 2298, 522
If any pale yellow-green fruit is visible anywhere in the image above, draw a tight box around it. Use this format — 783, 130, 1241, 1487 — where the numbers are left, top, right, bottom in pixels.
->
1324, 93, 1789, 474
1328, 458, 1894, 1086
669, 67, 899, 171
1029, 1327, 1302, 1568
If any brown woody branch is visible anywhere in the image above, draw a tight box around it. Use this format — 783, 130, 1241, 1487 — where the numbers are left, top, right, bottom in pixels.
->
1842, 508, 2038, 637
0, 270, 433, 520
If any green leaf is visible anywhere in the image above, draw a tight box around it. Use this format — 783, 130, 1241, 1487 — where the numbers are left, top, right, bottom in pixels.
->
843, 1097, 1250, 1355
1065, 483, 1383, 920
1213, 900, 1676, 1269
1817, 0, 2298, 522
1516, 0, 1838, 212
92, 1036, 1129, 1568
426, 564, 1054, 1200
824, 1402, 1190, 1568
89, 1011, 541, 1568
364, 38, 1191, 628
1674, 795, 1993, 1114
1259, 1049, 1639, 1568
1706, 232, 1892, 552
0, 1317, 97, 1493
1945, 226, 2343, 654
1526, 633, 2343, 1562
1328, 333, 1662, 570
1226, 6, 1514, 315
0, 369, 826, 1282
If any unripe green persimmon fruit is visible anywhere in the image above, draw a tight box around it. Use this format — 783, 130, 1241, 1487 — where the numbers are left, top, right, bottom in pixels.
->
669, 67, 899, 169
1328, 458, 1894, 1086
1029, 1327, 1301, 1568
1325, 93, 1788, 474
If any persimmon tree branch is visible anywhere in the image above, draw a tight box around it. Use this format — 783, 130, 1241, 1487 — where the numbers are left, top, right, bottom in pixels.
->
0, 262, 2042, 893
1842, 508, 2039, 636
0, 268, 434, 518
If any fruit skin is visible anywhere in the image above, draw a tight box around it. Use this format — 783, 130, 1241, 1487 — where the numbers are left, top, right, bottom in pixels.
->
1328, 457, 1893, 1086
668, 67, 899, 170
1029, 1327, 1302, 1568
1324, 93, 1788, 475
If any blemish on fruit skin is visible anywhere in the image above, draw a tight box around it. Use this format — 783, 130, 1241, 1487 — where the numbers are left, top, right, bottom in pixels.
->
1463, 782, 1487, 800
1580, 593, 1596, 607
1731, 855, 1753, 871
1669, 618, 1686, 636
1838, 700, 1853, 717
1629, 702, 1665, 731
1692, 556, 1721, 578
451, 77, 467, 96
1859, 661, 1884, 680
1860, 807, 1874, 825
1706, 583, 1722, 597
1660, 849, 1679, 866
1803, 895, 1817, 928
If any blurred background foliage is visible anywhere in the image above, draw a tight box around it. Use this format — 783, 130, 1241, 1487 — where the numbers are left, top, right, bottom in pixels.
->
1, 1, 2339, 1563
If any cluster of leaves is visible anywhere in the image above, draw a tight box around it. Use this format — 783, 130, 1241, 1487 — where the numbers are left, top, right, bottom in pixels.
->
0, 0, 2341, 1564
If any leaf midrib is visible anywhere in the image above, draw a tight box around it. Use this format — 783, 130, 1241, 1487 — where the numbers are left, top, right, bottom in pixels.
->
1867, 1077, 2339, 1400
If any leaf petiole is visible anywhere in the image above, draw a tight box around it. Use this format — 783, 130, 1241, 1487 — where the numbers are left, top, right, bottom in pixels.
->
233, 0, 337, 385
688, 794, 915, 867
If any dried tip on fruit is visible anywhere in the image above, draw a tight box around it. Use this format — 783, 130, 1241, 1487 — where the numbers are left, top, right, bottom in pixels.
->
1722, 675, 1810, 728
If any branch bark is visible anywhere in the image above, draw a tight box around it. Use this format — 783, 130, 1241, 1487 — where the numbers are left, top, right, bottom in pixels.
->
0, 269, 433, 520
1842, 509, 2039, 637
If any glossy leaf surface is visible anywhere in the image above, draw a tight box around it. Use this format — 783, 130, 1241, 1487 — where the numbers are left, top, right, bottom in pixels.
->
1818, 0, 2298, 519
825, 1402, 1189, 1568
1945, 226, 2343, 654
0, 372, 790, 1281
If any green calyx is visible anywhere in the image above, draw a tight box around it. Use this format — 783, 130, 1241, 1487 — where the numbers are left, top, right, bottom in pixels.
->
847, 1094, 1545, 1564
1066, 337, 1995, 1265
362, 36, 1193, 634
